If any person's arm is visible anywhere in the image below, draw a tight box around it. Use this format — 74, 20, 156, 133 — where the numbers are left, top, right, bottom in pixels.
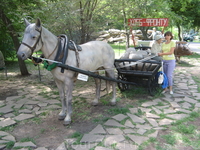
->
158, 47, 175, 56
158, 41, 175, 56
151, 43, 157, 54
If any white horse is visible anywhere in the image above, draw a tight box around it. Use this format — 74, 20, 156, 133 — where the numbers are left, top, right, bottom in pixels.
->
17, 19, 116, 125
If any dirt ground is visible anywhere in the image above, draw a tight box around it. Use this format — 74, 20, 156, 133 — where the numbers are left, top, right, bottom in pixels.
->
0, 58, 200, 149
1, 73, 131, 149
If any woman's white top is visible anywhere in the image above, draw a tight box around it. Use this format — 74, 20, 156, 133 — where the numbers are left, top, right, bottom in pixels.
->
151, 41, 162, 56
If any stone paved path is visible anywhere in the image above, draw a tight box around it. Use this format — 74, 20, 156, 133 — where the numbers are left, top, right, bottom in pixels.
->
0, 57, 200, 149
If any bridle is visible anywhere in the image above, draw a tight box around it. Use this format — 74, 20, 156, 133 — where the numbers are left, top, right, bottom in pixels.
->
21, 28, 43, 57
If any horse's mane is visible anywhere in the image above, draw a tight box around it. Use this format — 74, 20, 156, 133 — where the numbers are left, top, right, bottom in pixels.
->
41, 26, 57, 39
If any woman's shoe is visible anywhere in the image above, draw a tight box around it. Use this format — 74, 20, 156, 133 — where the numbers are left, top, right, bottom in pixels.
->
170, 91, 173, 95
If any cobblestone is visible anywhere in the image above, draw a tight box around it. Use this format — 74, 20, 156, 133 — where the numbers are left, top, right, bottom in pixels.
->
1, 55, 200, 150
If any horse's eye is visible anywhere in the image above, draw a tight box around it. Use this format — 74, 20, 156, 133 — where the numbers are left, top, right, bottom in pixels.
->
32, 36, 36, 39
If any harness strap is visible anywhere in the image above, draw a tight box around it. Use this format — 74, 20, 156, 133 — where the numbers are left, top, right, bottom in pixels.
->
54, 38, 62, 61
47, 39, 59, 59
60, 34, 69, 73
70, 40, 80, 68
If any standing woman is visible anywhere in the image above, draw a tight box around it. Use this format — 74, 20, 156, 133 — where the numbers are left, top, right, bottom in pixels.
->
158, 31, 176, 94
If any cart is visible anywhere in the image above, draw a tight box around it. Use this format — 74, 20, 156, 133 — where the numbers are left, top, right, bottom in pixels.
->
114, 58, 162, 96
37, 53, 162, 96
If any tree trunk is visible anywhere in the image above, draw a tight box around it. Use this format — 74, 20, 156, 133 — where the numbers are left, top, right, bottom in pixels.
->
122, 8, 129, 49
140, 27, 149, 40
177, 23, 182, 41
0, 9, 29, 75
79, 1, 86, 44
79, 0, 97, 44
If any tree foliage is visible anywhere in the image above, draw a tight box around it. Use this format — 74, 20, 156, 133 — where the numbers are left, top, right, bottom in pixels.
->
168, 0, 200, 40
37, 0, 111, 44
0, 0, 45, 75
1, 0, 200, 75
170, 0, 200, 29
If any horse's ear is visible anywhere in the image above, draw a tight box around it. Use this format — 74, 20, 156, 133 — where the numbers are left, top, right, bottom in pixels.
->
35, 18, 42, 31
24, 18, 31, 27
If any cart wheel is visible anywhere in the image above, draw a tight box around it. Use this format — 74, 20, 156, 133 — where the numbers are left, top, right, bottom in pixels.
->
117, 74, 129, 91
148, 77, 160, 96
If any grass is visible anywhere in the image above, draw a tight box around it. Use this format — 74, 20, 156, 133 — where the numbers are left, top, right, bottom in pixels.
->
70, 132, 83, 145
161, 134, 177, 146
110, 143, 117, 149
119, 86, 149, 100
173, 124, 196, 134
154, 110, 200, 149
49, 126, 59, 132
178, 61, 194, 67
40, 128, 46, 134
19, 137, 36, 143
157, 101, 165, 106
135, 108, 144, 116
72, 98, 92, 121
158, 113, 167, 119
192, 76, 200, 92
119, 118, 127, 125
6, 141, 15, 149
92, 114, 105, 123
100, 98, 110, 105
172, 111, 200, 127
182, 52, 200, 59
176, 52, 200, 67
106, 107, 130, 115
9, 137, 36, 149
0, 125, 16, 132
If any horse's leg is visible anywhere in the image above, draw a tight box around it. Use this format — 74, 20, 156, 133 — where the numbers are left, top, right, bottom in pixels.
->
92, 75, 101, 106
63, 78, 74, 125
55, 79, 66, 120
105, 69, 116, 105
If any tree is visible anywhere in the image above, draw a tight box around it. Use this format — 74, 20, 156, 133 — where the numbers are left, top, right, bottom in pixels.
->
170, 0, 200, 40
40, 0, 107, 44
103, 0, 173, 46
79, 0, 98, 43
0, 8, 29, 75
0, 0, 49, 75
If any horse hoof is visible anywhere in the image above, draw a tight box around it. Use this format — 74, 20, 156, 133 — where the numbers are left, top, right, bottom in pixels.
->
110, 101, 116, 106
92, 101, 98, 106
63, 120, 71, 126
58, 115, 66, 120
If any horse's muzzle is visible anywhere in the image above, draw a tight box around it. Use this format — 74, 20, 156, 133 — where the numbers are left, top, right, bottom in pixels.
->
17, 51, 27, 60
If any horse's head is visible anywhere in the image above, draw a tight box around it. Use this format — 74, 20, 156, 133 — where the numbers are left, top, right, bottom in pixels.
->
17, 18, 43, 60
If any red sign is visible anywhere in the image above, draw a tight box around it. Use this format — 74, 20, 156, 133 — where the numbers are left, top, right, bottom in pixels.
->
128, 18, 169, 27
